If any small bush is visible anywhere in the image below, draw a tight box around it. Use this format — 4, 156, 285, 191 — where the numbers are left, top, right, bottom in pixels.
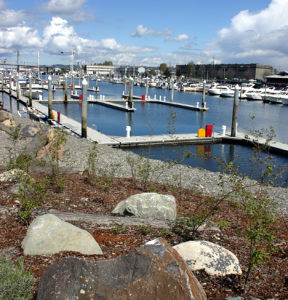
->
0, 255, 34, 300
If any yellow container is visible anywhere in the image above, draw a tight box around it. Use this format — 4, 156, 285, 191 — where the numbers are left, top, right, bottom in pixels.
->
52, 112, 56, 120
198, 128, 206, 137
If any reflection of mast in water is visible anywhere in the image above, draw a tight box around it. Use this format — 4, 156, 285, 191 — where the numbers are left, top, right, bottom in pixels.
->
228, 144, 235, 162
125, 112, 133, 137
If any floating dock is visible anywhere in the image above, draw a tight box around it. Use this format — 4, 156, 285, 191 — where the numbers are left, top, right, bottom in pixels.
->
2, 89, 288, 156
122, 94, 208, 111
38, 99, 136, 112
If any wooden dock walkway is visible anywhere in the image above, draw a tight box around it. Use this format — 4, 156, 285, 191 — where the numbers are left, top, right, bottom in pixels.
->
122, 94, 208, 111
38, 99, 136, 112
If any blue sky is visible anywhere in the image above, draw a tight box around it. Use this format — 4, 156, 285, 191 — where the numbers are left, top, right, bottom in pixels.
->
0, 0, 287, 69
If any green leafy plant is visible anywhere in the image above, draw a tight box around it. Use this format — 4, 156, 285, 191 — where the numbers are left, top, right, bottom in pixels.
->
0, 255, 34, 300
85, 143, 119, 191
126, 153, 175, 191
172, 197, 223, 241
17, 175, 47, 224
216, 120, 280, 291
140, 225, 155, 235
5, 124, 32, 173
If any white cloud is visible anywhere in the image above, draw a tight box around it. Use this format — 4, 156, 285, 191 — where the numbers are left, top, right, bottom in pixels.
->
169, 34, 190, 42
43, 0, 94, 21
131, 24, 173, 37
0, 26, 41, 54
215, 0, 288, 67
42, 17, 84, 53
0, 9, 26, 27
46, 0, 86, 13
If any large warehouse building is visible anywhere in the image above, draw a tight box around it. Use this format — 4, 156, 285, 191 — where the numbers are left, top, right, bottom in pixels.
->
176, 63, 273, 81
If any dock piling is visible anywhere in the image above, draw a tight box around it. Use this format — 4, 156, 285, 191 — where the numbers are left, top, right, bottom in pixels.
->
64, 74, 68, 101
128, 78, 134, 109
171, 79, 175, 102
81, 78, 88, 138
145, 78, 149, 99
48, 75, 53, 119
124, 75, 127, 95
28, 73, 32, 106
202, 80, 206, 108
231, 85, 240, 137
16, 73, 20, 100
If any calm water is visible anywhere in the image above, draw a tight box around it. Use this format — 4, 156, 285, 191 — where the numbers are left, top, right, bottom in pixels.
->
123, 143, 288, 186
40, 80, 288, 143
1, 81, 288, 185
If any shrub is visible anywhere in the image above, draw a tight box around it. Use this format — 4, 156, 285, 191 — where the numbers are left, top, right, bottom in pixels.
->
0, 255, 34, 300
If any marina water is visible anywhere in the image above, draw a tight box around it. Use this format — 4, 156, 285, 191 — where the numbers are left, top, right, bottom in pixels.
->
2, 80, 288, 186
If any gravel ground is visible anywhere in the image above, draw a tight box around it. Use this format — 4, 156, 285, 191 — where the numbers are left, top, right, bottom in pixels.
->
1, 112, 287, 215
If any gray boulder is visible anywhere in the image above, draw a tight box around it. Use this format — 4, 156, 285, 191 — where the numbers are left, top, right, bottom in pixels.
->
20, 124, 40, 137
22, 214, 103, 255
0, 110, 10, 122
37, 238, 207, 300
112, 192, 177, 221
173, 240, 242, 276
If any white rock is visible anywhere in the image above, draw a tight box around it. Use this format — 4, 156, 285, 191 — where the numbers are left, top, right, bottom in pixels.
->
0, 169, 27, 182
173, 240, 242, 276
22, 214, 103, 255
112, 192, 176, 220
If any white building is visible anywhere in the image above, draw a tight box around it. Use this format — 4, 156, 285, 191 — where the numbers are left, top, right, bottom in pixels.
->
85, 65, 115, 75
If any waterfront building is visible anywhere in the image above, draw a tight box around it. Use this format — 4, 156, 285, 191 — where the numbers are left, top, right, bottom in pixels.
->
176, 63, 273, 81
265, 73, 288, 86
85, 65, 115, 75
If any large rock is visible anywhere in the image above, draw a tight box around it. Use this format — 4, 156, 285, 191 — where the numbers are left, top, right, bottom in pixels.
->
37, 238, 207, 300
173, 240, 242, 276
112, 193, 177, 221
20, 124, 40, 137
0, 110, 11, 122
22, 214, 103, 255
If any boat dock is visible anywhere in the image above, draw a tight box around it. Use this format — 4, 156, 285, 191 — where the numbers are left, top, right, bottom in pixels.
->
2, 89, 288, 156
122, 94, 208, 111
38, 99, 136, 112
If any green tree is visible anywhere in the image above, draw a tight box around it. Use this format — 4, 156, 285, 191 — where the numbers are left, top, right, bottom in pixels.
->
164, 68, 171, 78
159, 63, 168, 73
187, 61, 195, 78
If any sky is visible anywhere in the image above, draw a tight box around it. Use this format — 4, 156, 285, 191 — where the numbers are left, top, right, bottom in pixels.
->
0, 0, 288, 69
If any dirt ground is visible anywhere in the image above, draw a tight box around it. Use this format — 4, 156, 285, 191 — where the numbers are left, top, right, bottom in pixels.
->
0, 171, 287, 299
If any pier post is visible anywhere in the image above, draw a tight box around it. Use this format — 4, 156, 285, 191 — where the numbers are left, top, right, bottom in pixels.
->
28, 73, 32, 107
202, 80, 206, 108
71, 74, 75, 93
16, 74, 20, 100
48, 75, 53, 119
231, 84, 240, 137
123, 75, 127, 95
171, 79, 174, 102
9, 74, 12, 95
128, 78, 134, 109
0, 72, 3, 91
81, 78, 88, 138
96, 73, 99, 92
64, 74, 68, 101
145, 78, 149, 99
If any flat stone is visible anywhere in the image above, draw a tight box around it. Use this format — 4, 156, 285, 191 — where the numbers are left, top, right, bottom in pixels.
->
37, 238, 207, 300
22, 214, 103, 255
112, 192, 177, 221
173, 240, 242, 276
